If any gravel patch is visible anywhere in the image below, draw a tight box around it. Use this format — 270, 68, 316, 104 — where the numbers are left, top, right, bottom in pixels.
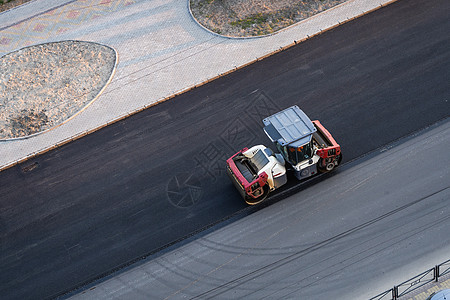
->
0, 40, 116, 140
0, 0, 33, 13
190, 0, 349, 37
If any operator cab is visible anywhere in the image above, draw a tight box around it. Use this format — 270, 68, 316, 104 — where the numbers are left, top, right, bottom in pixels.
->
263, 105, 316, 166
262, 105, 320, 180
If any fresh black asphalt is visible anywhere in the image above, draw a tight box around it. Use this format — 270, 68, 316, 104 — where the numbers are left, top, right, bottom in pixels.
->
0, 0, 449, 298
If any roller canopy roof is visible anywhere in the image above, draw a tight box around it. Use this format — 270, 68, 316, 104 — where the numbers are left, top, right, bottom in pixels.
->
263, 105, 316, 147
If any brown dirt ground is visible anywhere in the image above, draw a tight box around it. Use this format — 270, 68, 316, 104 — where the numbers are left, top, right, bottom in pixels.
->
190, 0, 349, 37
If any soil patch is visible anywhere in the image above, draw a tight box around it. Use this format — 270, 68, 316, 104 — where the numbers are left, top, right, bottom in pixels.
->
0, 0, 33, 13
0, 41, 116, 139
190, 0, 349, 37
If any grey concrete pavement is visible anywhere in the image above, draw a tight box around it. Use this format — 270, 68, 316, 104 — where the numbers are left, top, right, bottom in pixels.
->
68, 120, 450, 300
0, 0, 396, 170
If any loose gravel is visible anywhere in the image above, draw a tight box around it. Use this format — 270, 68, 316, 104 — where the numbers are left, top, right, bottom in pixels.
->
0, 40, 116, 139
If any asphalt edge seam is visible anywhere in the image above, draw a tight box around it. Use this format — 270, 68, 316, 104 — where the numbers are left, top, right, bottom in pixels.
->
58, 118, 450, 300
0, 0, 398, 173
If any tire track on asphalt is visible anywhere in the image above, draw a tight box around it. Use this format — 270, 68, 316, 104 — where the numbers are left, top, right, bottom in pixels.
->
184, 187, 449, 299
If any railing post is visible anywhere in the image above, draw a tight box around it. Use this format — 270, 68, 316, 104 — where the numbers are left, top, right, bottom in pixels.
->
393, 286, 398, 300
434, 265, 439, 282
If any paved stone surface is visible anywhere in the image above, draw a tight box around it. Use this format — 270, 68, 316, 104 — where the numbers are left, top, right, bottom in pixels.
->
0, 0, 395, 170
405, 273, 450, 300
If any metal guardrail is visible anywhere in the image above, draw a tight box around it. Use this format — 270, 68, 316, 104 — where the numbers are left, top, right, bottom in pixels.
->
370, 259, 450, 300
440, 260, 450, 277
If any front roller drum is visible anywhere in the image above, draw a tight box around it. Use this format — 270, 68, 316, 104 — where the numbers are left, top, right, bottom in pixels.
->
318, 154, 342, 173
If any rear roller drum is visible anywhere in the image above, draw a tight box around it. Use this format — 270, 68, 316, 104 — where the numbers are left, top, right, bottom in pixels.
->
245, 185, 269, 205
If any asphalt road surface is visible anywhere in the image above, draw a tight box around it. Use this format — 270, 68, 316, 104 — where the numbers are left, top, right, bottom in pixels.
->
69, 119, 450, 300
1, 0, 449, 298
